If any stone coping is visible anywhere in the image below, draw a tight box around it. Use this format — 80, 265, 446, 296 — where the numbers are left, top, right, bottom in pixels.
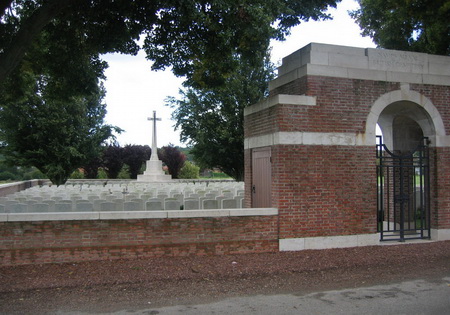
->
279, 229, 450, 251
0, 208, 278, 222
243, 94, 316, 116
270, 43, 450, 90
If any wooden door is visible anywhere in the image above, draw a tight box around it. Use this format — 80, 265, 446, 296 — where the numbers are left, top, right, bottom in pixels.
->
252, 147, 272, 208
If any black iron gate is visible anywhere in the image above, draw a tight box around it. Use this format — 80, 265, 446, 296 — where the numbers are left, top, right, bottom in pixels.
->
376, 136, 431, 241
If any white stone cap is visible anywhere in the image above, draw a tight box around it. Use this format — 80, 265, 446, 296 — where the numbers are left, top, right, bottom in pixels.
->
0, 208, 278, 222
271, 43, 450, 90
245, 131, 373, 148
244, 94, 316, 116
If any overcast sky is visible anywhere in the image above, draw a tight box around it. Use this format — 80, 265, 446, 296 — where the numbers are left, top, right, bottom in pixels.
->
101, 0, 376, 148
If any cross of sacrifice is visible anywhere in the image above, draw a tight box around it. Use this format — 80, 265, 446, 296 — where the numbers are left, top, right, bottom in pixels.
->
148, 110, 162, 161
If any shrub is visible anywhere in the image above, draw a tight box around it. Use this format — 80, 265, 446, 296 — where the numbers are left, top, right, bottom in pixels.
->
117, 165, 131, 179
178, 161, 200, 179
69, 169, 85, 179
97, 168, 108, 179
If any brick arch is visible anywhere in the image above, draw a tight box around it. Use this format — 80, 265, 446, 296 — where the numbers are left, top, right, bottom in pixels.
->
364, 86, 446, 147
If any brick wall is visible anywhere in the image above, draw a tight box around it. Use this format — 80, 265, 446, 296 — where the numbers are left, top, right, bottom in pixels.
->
433, 147, 450, 229
274, 76, 401, 133
411, 84, 450, 134
0, 216, 279, 266
245, 77, 404, 139
271, 145, 377, 238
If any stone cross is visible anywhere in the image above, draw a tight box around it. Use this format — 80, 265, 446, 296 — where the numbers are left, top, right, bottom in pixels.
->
148, 111, 161, 161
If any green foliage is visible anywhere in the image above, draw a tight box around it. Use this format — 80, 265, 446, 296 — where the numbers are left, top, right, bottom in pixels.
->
97, 168, 108, 179
117, 165, 131, 179
0, 171, 16, 181
69, 169, 85, 179
143, 0, 337, 88
1, 0, 338, 86
168, 52, 275, 181
351, 0, 450, 55
0, 7, 120, 185
23, 169, 46, 180
0, 67, 117, 185
0, 155, 46, 181
178, 161, 200, 179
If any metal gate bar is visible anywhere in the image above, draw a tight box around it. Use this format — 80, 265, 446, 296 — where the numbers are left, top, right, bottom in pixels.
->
376, 136, 431, 242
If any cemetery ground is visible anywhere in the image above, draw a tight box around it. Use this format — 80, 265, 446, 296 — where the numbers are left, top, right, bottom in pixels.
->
1, 241, 449, 314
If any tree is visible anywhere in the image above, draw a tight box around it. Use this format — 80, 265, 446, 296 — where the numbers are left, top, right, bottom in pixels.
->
0, 5, 120, 185
160, 144, 186, 179
102, 144, 124, 179
0, 0, 339, 85
350, 0, 449, 55
0, 73, 115, 185
167, 52, 275, 181
122, 145, 151, 179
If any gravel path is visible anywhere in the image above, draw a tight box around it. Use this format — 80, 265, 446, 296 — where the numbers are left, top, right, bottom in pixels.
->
1, 241, 449, 314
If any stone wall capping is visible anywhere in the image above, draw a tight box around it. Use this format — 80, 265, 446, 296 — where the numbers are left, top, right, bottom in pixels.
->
229, 208, 278, 216
244, 94, 316, 116
99, 211, 167, 220
1, 208, 278, 222
245, 132, 372, 149
167, 210, 230, 218
271, 43, 450, 90
7, 212, 100, 222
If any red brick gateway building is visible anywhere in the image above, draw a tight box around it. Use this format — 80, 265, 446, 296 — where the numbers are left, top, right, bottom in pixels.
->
244, 43, 450, 249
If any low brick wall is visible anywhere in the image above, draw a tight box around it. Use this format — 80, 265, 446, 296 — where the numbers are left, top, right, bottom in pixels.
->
0, 209, 278, 266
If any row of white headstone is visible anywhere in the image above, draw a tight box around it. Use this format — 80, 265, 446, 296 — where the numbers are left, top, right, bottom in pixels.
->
0, 181, 245, 213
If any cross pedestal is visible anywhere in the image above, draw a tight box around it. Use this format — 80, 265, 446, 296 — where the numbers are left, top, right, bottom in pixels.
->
137, 111, 172, 182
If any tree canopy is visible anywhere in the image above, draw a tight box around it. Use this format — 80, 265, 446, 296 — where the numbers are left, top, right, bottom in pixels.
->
351, 0, 449, 55
0, 69, 115, 185
1, 0, 339, 85
0, 4, 120, 185
167, 52, 275, 181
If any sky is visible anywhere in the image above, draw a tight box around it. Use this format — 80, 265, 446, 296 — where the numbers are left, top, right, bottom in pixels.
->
101, 0, 376, 148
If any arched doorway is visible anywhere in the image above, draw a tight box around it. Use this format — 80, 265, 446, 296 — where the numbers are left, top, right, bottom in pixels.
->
376, 100, 433, 241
